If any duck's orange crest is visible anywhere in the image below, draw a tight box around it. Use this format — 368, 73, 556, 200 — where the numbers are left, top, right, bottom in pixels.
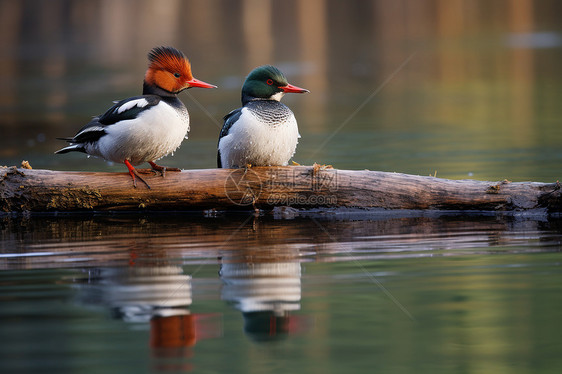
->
145, 46, 193, 93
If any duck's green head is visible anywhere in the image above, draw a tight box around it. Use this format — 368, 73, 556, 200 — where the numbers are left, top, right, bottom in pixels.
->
241, 65, 309, 104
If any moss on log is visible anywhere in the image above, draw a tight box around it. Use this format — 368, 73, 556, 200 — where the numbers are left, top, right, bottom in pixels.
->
1, 165, 560, 214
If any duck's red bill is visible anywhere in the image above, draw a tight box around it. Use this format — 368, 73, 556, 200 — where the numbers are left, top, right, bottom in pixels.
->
187, 78, 217, 89
280, 83, 310, 93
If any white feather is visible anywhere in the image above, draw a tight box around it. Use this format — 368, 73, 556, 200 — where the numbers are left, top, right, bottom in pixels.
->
116, 98, 150, 114
76, 125, 105, 137
270, 92, 285, 101
85, 101, 189, 165
219, 107, 299, 168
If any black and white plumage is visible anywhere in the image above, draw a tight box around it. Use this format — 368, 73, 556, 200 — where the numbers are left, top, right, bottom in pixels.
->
56, 95, 189, 166
56, 46, 216, 188
217, 65, 309, 168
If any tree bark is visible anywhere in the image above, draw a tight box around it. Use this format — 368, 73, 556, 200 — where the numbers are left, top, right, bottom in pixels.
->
1, 166, 560, 214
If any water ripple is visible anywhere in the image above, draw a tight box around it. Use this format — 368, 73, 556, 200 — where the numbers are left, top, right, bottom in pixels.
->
1, 215, 561, 270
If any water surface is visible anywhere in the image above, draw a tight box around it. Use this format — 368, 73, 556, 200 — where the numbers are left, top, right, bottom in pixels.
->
1, 213, 562, 373
2, 1, 562, 373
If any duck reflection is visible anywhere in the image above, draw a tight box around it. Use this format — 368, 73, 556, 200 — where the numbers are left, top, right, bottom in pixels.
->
74, 266, 220, 350
220, 258, 308, 342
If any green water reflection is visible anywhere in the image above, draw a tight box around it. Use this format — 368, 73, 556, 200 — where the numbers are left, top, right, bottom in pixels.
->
1, 214, 562, 373
1, 250, 561, 373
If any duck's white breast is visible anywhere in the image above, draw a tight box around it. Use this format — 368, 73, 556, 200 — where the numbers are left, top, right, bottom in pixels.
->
91, 102, 189, 165
219, 107, 299, 168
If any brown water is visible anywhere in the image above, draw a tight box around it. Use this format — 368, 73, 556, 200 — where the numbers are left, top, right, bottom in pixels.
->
1, 1, 562, 373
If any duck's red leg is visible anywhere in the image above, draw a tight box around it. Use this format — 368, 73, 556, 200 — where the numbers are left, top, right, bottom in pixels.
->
148, 161, 181, 177
124, 160, 151, 189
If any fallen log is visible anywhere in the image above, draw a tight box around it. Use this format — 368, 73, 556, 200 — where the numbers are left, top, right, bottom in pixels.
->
1, 165, 561, 214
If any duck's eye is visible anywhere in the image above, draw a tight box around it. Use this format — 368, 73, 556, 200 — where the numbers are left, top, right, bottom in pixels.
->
174, 73, 181, 78
266, 79, 274, 85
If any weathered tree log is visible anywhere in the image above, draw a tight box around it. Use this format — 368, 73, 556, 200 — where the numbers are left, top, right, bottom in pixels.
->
1, 165, 560, 214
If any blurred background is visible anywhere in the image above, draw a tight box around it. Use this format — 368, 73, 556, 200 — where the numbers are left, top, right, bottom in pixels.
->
1, 0, 561, 181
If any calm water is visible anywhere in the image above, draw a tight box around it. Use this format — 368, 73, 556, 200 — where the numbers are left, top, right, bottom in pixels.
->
1, 213, 562, 374
2, 0, 562, 373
